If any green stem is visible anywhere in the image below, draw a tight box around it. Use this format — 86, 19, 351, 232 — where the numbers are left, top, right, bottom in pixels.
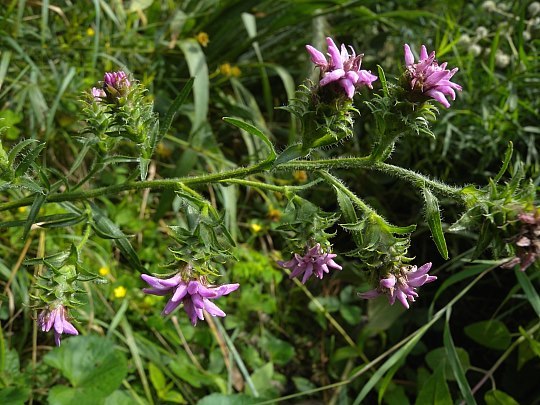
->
317, 170, 374, 215
0, 157, 464, 212
218, 178, 322, 194
279, 158, 464, 201
0, 161, 269, 212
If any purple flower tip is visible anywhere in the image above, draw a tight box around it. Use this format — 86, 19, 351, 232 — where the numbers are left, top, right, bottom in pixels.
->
37, 304, 78, 346
359, 262, 436, 309
306, 37, 377, 98
91, 87, 106, 101
403, 43, 462, 108
141, 273, 239, 326
278, 243, 342, 284
103, 71, 131, 89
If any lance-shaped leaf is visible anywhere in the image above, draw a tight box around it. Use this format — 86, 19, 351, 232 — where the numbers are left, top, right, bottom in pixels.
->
423, 188, 449, 260
223, 117, 276, 166
90, 204, 144, 273
22, 192, 48, 240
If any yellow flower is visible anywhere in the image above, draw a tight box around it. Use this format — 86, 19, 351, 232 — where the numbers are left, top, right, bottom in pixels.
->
230, 66, 241, 77
268, 208, 282, 222
114, 286, 127, 298
293, 170, 308, 183
99, 266, 110, 276
219, 63, 241, 78
156, 142, 172, 158
18, 206, 27, 213
86, 27, 95, 37
196, 32, 209, 47
250, 223, 262, 233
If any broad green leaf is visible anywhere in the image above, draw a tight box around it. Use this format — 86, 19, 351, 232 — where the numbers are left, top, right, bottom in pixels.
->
104, 390, 135, 405
44, 336, 127, 396
415, 363, 452, 405
0, 387, 31, 405
425, 347, 470, 380
48, 386, 106, 405
149, 362, 166, 391
197, 394, 259, 405
423, 188, 449, 260
247, 362, 274, 397
161, 390, 186, 404
464, 320, 511, 350
484, 390, 520, 405
261, 333, 295, 366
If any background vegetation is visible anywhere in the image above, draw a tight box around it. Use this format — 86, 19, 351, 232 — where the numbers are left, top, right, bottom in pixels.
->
0, 0, 539, 404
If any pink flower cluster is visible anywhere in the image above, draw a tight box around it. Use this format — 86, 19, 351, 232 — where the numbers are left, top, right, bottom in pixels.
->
38, 304, 79, 346
359, 262, 436, 309
91, 70, 131, 101
141, 274, 239, 326
306, 37, 377, 98
278, 243, 342, 284
403, 44, 462, 108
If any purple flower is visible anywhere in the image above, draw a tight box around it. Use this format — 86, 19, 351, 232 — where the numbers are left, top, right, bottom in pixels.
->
103, 71, 131, 90
278, 243, 342, 284
306, 37, 377, 98
141, 274, 239, 326
37, 304, 78, 346
403, 44, 462, 108
501, 211, 540, 271
91, 87, 106, 101
359, 262, 436, 309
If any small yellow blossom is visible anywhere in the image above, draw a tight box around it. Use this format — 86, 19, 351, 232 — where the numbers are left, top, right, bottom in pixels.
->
18, 206, 27, 213
86, 27, 95, 37
156, 142, 172, 158
114, 286, 127, 298
293, 170, 308, 183
268, 208, 282, 222
99, 266, 110, 276
250, 223, 263, 233
196, 32, 209, 47
219, 63, 241, 78
230, 66, 241, 77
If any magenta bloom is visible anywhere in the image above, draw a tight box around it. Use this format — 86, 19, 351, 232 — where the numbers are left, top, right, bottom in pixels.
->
403, 44, 462, 108
141, 274, 239, 326
306, 37, 377, 98
359, 262, 436, 309
278, 243, 342, 284
91, 87, 106, 101
103, 71, 131, 90
38, 304, 78, 346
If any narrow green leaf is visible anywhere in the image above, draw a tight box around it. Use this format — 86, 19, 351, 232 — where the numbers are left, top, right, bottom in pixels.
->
515, 269, 540, 318
90, 204, 144, 272
46, 67, 76, 136
377, 65, 389, 97
335, 186, 357, 224
223, 117, 276, 162
22, 192, 48, 240
158, 77, 194, 141
7, 139, 39, 164
444, 310, 476, 404
423, 188, 449, 260
14, 141, 45, 177
493, 142, 513, 183
273, 144, 305, 166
